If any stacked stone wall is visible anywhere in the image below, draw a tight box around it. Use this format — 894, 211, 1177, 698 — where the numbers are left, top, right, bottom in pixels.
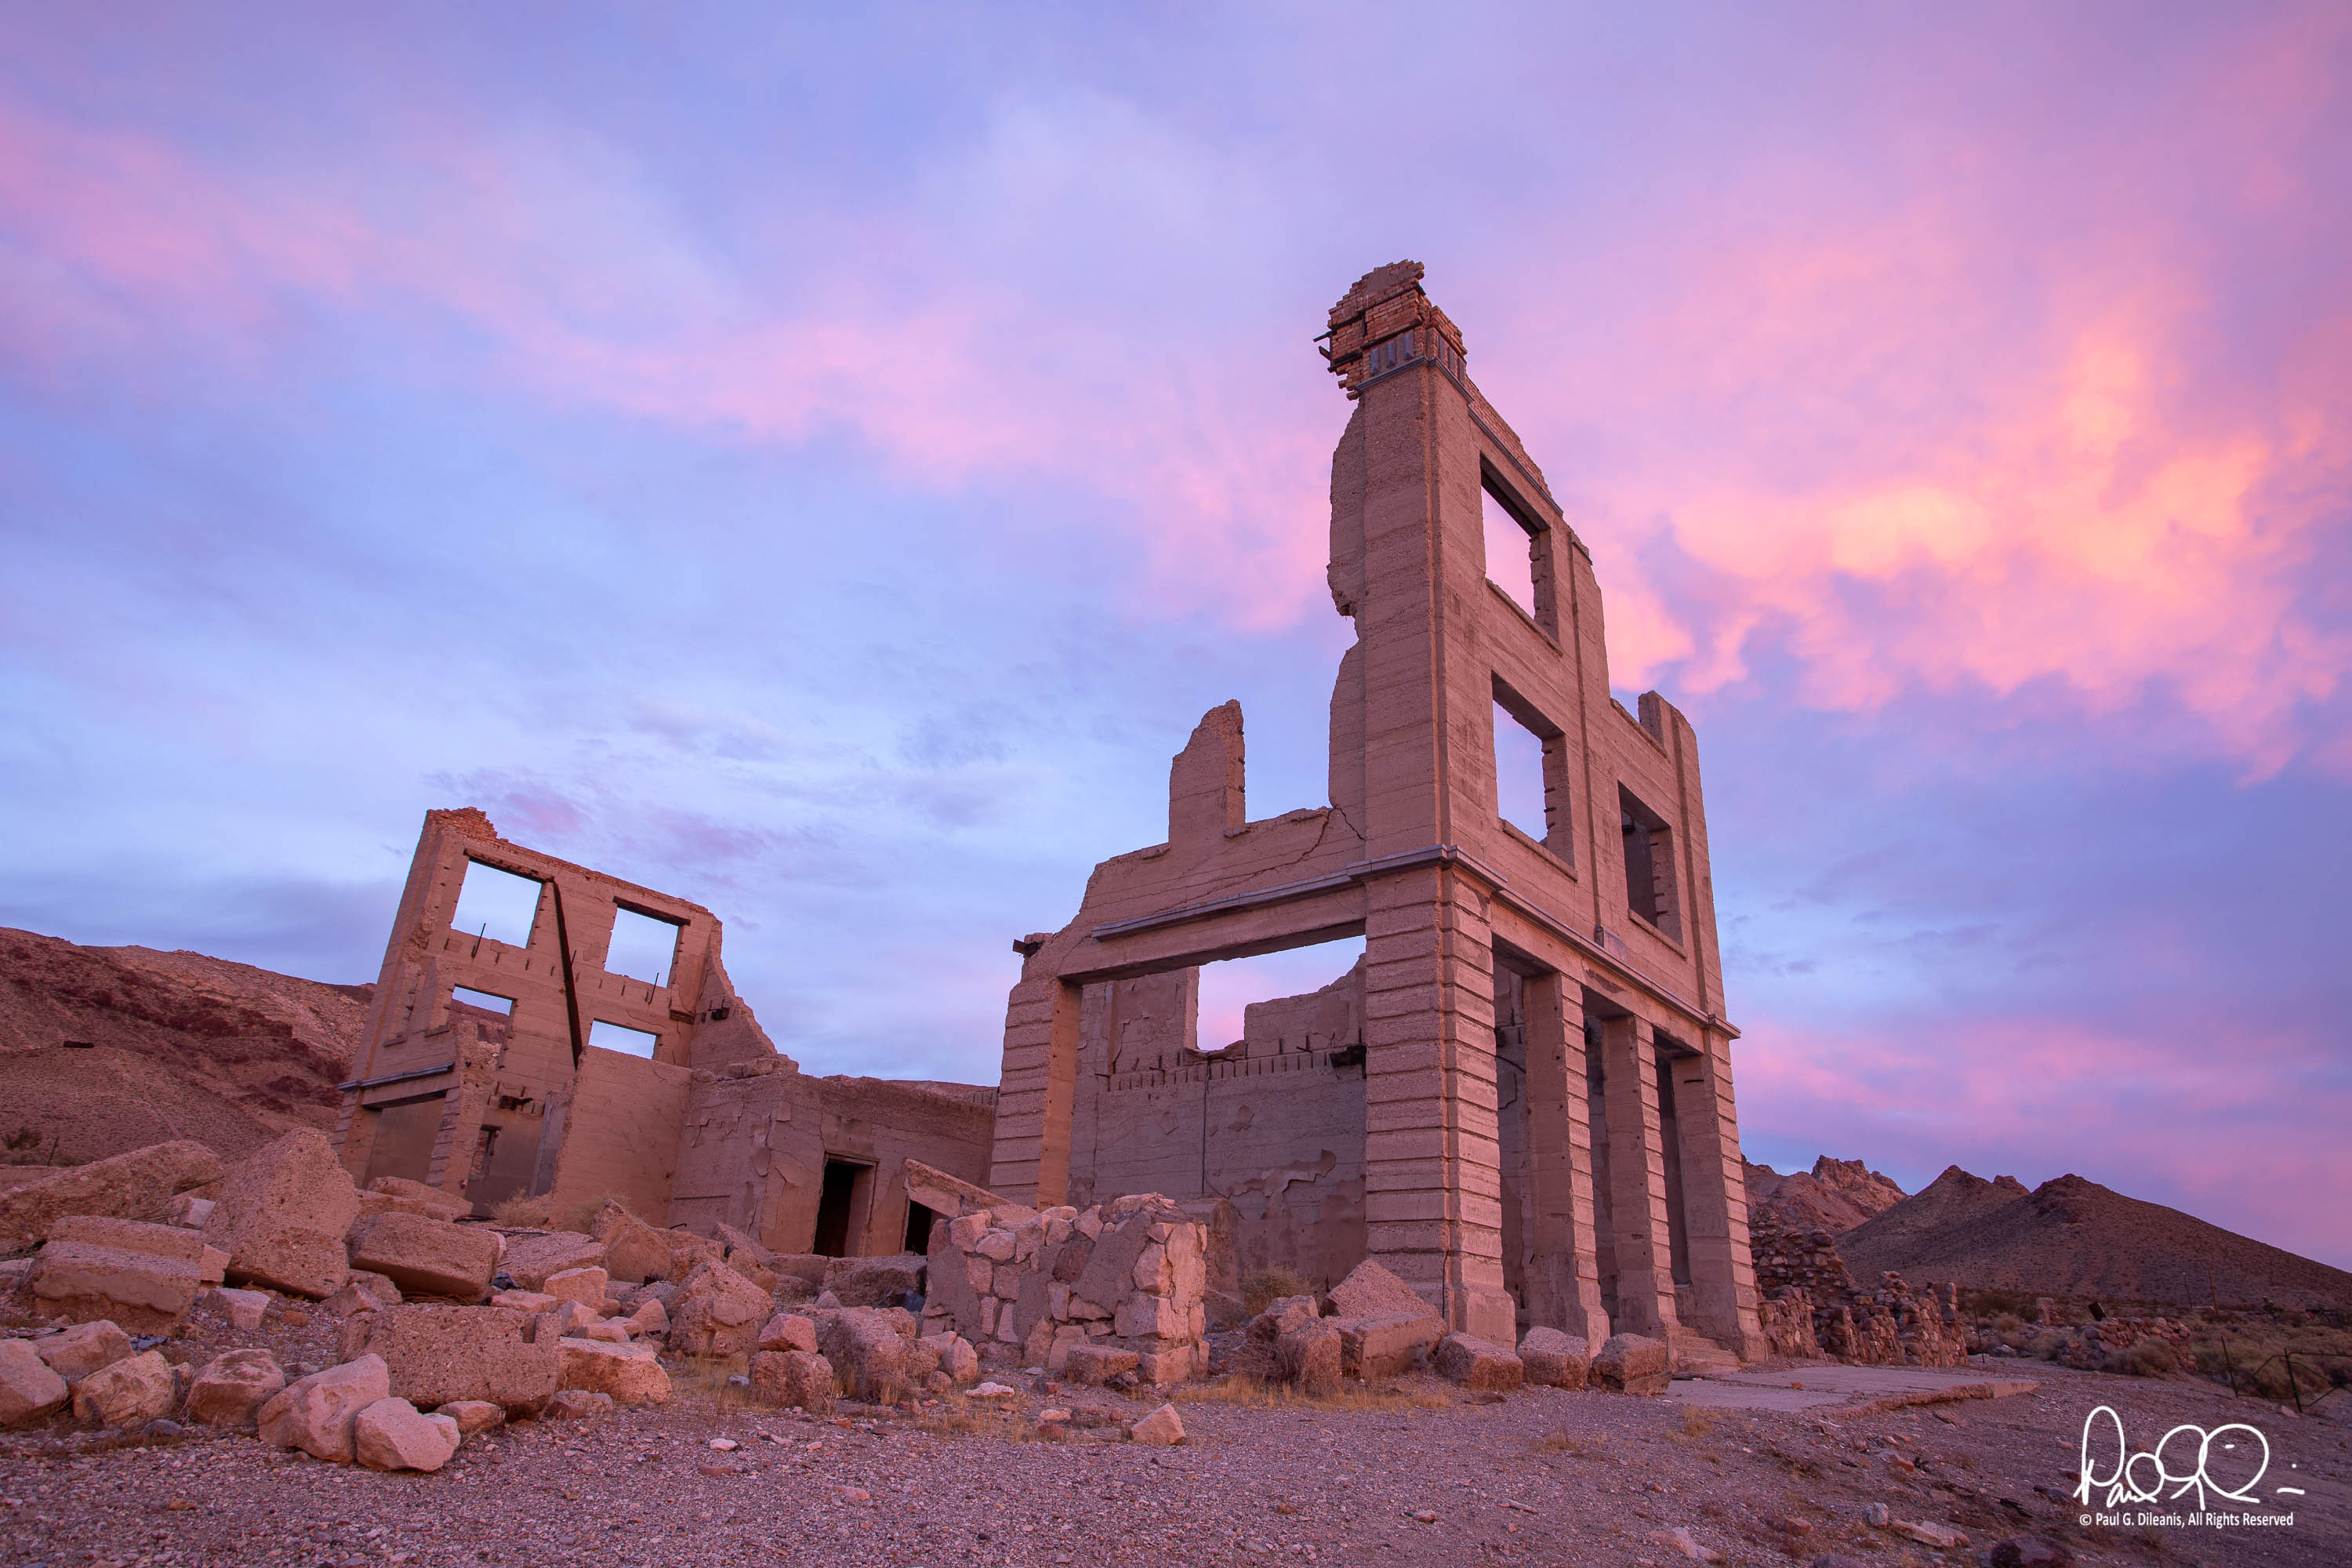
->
922, 1192, 1206, 1385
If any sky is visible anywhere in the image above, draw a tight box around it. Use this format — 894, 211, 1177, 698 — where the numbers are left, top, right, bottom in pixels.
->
2, 4, 2347, 1268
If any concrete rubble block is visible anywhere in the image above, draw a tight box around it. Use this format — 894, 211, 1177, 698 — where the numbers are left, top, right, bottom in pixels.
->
725, 1248, 778, 1294
542, 1266, 609, 1308
30, 1216, 207, 1330
1336, 1312, 1444, 1378
757, 1312, 818, 1354
1247, 1295, 1320, 1344
1070, 1214, 1152, 1311
1134, 1342, 1200, 1386
747, 1349, 835, 1414
919, 1332, 979, 1385
345, 1214, 499, 1301
354, 1397, 463, 1472
1435, 1334, 1525, 1392
1061, 1343, 1139, 1386
498, 1232, 607, 1291
0, 1341, 71, 1427
555, 1338, 672, 1406
34, 1319, 134, 1381
1516, 1327, 1592, 1389
337, 1304, 559, 1415
1328, 1258, 1436, 1321
666, 1260, 770, 1358
586, 1202, 722, 1284
491, 1290, 559, 1313
768, 1254, 831, 1292
162, 1193, 216, 1229
1127, 1403, 1185, 1446
70, 1348, 178, 1427
1278, 1320, 1345, 1395
814, 1307, 909, 1403
1114, 1293, 1189, 1339
185, 1348, 285, 1428
202, 1128, 361, 1300
365, 1177, 470, 1223
1592, 1333, 1672, 1396
627, 1295, 670, 1339
0, 1139, 223, 1255
576, 1319, 629, 1344
436, 1399, 505, 1435
208, 1287, 271, 1331
822, 1253, 924, 1308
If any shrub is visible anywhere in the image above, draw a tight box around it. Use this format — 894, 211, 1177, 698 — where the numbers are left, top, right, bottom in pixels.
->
488, 1192, 553, 1228
1240, 1265, 1315, 1316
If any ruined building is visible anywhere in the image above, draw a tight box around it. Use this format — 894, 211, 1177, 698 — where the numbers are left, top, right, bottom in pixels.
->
330, 808, 995, 1258
992, 263, 1766, 1363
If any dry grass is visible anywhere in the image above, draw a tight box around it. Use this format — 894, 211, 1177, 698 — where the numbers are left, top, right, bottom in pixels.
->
1174, 1372, 1451, 1414
562, 1192, 624, 1235
1240, 1267, 1316, 1317
1533, 1431, 1610, 1460
488, 1192, 554, 1228
1677, 1407, 1717, 1439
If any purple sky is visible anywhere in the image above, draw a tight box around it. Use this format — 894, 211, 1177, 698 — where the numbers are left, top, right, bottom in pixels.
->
4, 5, 2347, 1267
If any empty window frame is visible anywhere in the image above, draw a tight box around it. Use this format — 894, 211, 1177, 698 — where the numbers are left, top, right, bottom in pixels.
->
1479, 464, 1555, 631
1195, 934, 1367, 1054
587, 1019, 660, 1058
449, 860, 544, 949
604, 906, 684, 986
1493, 677, 1571, 859
1618, 786, 1682, 941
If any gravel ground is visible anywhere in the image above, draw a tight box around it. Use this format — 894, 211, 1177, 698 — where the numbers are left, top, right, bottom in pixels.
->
2, 1359, 2346, 1568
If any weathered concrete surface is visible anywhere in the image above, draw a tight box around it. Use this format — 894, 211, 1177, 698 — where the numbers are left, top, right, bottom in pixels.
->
1664, 1363, 2044, 1412
0, 1141, 222, 1255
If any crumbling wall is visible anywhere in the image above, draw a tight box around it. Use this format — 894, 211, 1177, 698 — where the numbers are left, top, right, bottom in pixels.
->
545, 1047, 691, 1226
922, 1192, 1208, 1384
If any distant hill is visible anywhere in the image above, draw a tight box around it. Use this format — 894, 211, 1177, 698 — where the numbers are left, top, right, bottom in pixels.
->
0, 927, 367, 1166
1745, 1153, 1909, 1232
1842, 1165, 2352, 1310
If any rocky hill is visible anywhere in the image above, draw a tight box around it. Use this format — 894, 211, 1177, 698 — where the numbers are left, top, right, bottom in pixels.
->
1744, 1153, 1908, 1232
0, 927, 368, 1169
1841, 1165, 2352, 1310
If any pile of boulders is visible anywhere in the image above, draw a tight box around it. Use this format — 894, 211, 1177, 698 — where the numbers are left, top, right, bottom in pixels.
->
921, 1192, 1210, 1385
1237, 1257, 1673, 1398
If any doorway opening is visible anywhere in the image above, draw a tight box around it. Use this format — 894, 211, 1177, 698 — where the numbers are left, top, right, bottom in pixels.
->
813, 1158, 873, 1258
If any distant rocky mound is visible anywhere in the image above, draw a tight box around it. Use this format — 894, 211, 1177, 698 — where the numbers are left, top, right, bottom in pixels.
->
1842, 1166, 2352, 1310
0, 927, 367, 1170
1744, 1153, 1908, 1232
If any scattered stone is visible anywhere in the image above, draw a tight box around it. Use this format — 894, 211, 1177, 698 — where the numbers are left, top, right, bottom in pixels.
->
1592, 1333, 1671, 1396
202, 1129, 361, 1300
749, 1350, 836, 1414
1861, 1502, 1890, 1528
666, 1259, 769, 1358
1890, 1519, 1968, 1549
497, 1231, 607, 1291
344, 1213, 499, 1301
162, 1193, 216, 1229
757, 1311, 818, 1354
256, 1355, 393, 1464
185, 1348, 285, 1427
1128, 1403, 1185, 1446
1278, 1320, 1343, 1395
435, 1399, 506, 1435
30, 1216, 208, 1329
1516, 1327, 1591, 1388
1987, 1537, 2074, 1568
364, 1177, 470, 1223
1337, 1311, 1444, 1377
823, 1252, 924, 1307
542, 1265, 609, 1308
1649, 1526, 1725, 1563
0, 1341, 71, 1427
546, 1388, 614, 1419
209, 1287, 271, 1330
1061, 1342, 1139, 1386
0, 1139, 223, 1255
336, 1303, 559, 1415
968, 1381, 1017, 1399
555, 1338, 673, 1406
1434, 1333, 1524, 1392
71, 1350, 179, 1426
354, 1396, 463, 1472
34, 1319, 134, 1381
813, 1306, 911, 1403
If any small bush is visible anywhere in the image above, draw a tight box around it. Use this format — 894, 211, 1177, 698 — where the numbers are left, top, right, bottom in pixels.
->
1240, 1266, 1315, 1316
564, 1192, 624, 1235
2114, 1341, 2180, 1377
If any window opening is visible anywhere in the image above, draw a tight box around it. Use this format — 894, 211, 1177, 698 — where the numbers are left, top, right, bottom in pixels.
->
1619, 786, 1682, 941
604, 906, 683, 986
1195, 935, 1367, 1054
1482, 479, 1538, 617
450, 861, 543, 949
450, 987, 513, 1014
1494, 701, 1548, 842
587, 1020, 659, 1058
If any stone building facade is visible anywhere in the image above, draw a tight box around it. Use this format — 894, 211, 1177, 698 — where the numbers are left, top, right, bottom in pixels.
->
331, 808, 994, 1257
991, 263, 1767, 1363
